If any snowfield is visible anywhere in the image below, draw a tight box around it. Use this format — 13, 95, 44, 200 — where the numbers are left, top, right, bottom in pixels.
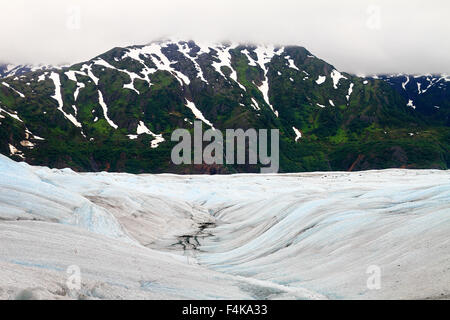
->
0, 154, 449, 300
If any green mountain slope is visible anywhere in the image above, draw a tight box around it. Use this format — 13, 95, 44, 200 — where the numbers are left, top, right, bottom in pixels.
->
0, 40, 448, 173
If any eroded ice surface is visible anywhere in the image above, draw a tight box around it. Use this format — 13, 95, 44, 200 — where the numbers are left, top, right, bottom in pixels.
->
0, 154, 449, 300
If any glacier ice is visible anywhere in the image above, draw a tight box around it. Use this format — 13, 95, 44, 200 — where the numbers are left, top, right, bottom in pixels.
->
0, 154, 449, 300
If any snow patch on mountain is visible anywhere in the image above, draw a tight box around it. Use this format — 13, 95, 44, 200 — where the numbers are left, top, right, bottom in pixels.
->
346, 83, 354, 101
49, 72, 82, 128
292, 127, 302, 142
330, 70, 347, 89
241, 49, 257, 67
0, 64, 53, 79
211, 43, 246, 91
402, 75, 410, 90
1, 82, 25, 98
253, 45, 282, 117
65, 70, 86, 100
123, 43, 190, 86
251, 98, 261, 111
285, 56, 300, 71
94, 58, 145, 94
37, 74, 45, 82
8, 144, 24, 158
98, 90, 118, 129
316, 75, 326, 85
177, 42, 208, 84
81, 64, 99, 85
74, 82, 85, 101
136, 121, 165, 148
407, 99, 416, 109
0, 107, 23, 123
185, 99, 214, 128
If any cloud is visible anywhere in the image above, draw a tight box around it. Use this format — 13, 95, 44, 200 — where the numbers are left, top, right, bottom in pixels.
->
0, 0, 449, 74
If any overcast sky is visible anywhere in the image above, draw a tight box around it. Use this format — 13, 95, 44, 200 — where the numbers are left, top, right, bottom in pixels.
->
1, 0, 449, 75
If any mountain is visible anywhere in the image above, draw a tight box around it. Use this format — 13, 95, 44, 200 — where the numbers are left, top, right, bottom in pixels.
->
0, 63, 53, 78
0, 39, 448, 173
376, 74, 450, 125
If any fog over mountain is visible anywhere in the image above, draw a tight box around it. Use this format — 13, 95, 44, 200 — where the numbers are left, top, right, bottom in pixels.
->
1, 1, 450, 303
1, 0, 449, 75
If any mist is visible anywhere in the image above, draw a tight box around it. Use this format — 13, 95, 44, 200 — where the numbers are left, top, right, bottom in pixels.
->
1, 0, 449, 75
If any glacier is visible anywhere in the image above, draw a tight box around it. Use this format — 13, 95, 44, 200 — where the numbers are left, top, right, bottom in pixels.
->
0, 154, 449, 300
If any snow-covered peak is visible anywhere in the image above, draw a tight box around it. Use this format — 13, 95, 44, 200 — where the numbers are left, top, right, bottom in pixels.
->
0, 63, 56, 79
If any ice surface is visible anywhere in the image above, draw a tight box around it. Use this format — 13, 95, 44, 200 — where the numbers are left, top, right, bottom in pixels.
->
0, 154, 449, 300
